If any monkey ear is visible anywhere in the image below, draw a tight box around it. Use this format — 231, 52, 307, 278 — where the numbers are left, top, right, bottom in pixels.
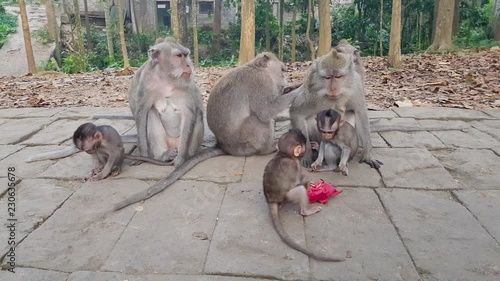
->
256, 54, 270, 68
293, 145, 302, 157
339, 119, 345, 126
94, 131, 103, 141
150, 49, 161, 63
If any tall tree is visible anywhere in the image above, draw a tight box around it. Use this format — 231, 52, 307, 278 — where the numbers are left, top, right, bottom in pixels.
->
379, 0, 383, 56
494, 0, 500, 40
279, 0, 284, 60
291, 0, 297, 62
265, 0, 271, 51
213, 0, 222, 34
178, 0, 189, 46
317, 0, 331, 56
83, 0, 92, 48
130, 0, 138, 33
73, 0, 86, 72
238, 0, 255, 64
429, 0, 455, 51
102, 0, 114, 61
192, 0, 199, 67
118, 0, 130, 68
452, 0, 460, 36
306, 0, 315, 60
44, 0, 57, 40
138, 0, 157, 33
171, 0, 180, 41
388, 0, 402, 68
19, 0, 36, 73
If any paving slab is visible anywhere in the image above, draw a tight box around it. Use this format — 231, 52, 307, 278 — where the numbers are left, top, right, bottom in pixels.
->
493, 147, 500, 156
417, 119, 471, 130
453, 190, 500, 243
308, 188, 420, 281
205, 182, 310, 280
23, 119, 91, 145
0, 118, 53, 144
370, 117, 419, 130
482, 109, 500, 118
241, 154, 274, 183
14, 179, 144, 272
38, 151, 94, 180
431, 128, 499, 149
0, 144, 25, 160
0, 118, 8, 126
0, 107, 63, 118
0, 146, 60, 179
373, 148, 459, 189
67, 271, 262, 281
113, 162, 175, 180
368, 109, 397, 119
0, 268, 69, 281
394, 107, 493, 120
102, 181, 224, 275
470, 120, 500, 141
53, 106, 132, 119
371, 132, 389, 147
378, 189, 500, 281
180, 155, 245, 183
380, 131, 447, 149
0, 179, 78, 256
432, 148, 500, 190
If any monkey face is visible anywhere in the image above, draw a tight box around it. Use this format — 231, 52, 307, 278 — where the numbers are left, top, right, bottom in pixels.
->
320, 130, 336, 141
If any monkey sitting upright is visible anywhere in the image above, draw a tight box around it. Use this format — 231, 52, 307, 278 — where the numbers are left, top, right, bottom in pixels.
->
263, 129, 347, 262
310, 109, 358, 176
73, 123, 172, 181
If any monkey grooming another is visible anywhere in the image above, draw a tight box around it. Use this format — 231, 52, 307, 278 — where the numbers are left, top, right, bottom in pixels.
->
310, 109, 358, 176
113, 52, 299, 211
290, 40, 382, 169
263, 129, 346, 262
73, 123, 173, 181
128, 37, 204, 167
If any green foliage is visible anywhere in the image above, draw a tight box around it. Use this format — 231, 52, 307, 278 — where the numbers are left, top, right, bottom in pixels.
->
39, 58, 59, 71
0, 3, 17, 48
33, 26, 54, 44
454, 0, 496, 48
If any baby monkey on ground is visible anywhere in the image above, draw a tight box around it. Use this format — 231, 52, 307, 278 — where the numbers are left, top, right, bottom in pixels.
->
263, 129, 347, 262
73, 123, 172, 181
310, 109, 358, 176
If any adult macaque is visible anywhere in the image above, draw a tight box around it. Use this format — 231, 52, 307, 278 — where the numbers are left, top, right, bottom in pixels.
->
114, 52, 298, 211
128, 37, 204, 167
290, 40, 383, 169
263, 129, 347, 262
310, 109, 358, 176
73, 123, 173, 181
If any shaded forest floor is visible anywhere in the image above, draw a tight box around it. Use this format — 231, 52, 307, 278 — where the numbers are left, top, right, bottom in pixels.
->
0, 48, 499, 110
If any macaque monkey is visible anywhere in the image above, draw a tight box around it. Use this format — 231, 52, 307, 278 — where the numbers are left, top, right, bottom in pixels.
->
310, 109, 358, 176
128, 37, 204, 168
290, 40, 383, 169
73, 123, 172, 181
113, 52, 299, 211
263, 129, 346, 262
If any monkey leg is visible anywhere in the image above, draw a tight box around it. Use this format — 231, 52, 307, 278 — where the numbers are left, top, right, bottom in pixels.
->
334, 143, 351, 176
146, 109, 174, 161
286, 185, 322, 216
222, 116, 275, 156
186, 110, 204, 157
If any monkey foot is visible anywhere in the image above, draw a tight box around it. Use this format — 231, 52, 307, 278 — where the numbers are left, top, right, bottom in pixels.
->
300, 206, 321, 216
360, 155, 383, 169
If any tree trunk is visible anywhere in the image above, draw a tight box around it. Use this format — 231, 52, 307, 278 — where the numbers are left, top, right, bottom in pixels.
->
265, 0, 270, 51
238, 0, 255, 64
73, 0, 86, 72
44, 0, 57, 40
118, 0, 130, 68
213, 0, 221, 34
452, 0, 460, 36
306, 0, 315, 60
388, 0, 402, 68
102, 0, 114, 61
431, 0, 439, 43
139, 0, 147, 33
83, 0, 92, 48
493, 0, 500, 40
130, 0, 138, 33
192, 0, 199, 67
279, 0, 284, 60
178, 0, 189, 46
429, 0, 455, 51
291, 0, 297, 63
19, 0, 36, 74
171, 0, 180, 41
379, 0, 383, 56
317, 0, 331, 57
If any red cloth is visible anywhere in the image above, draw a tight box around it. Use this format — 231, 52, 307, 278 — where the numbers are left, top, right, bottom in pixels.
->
308, 180, 342, 204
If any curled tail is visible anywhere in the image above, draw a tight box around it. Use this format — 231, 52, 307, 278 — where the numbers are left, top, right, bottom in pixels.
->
270, 203, 346, 262
26, 146, 80, 162
113, 147, 226, 211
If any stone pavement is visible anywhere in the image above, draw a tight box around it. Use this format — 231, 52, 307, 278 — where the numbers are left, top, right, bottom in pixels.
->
0, 106, 499, 281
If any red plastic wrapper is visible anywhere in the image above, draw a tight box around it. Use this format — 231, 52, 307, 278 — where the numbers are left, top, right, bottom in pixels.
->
307, 179, 342, 204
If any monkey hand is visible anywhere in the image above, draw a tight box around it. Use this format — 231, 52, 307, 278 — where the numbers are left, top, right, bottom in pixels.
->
310, 161, 322, 172
302, 147, 314, 168
360, 154, 383, 169
310, 141, 319, 151
335, 163, 349, 176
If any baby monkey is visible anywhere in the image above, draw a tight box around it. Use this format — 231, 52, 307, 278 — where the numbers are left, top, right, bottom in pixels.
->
73, 123, 172, 181
310, 109, 358, 176
263, 129, 346, 262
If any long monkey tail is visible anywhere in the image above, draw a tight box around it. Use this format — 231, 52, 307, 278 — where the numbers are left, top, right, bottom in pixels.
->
26, 146, 80, 163
270, 203, 346, 262
113, 146, 226, 211
92, 115, 135, 120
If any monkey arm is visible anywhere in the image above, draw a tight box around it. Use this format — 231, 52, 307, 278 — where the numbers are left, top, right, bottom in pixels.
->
353, 100, 382, 169
136, 89, 154, 157
174, 105, 197, 167
311, 141, 326, 170
334, 142, 350, 176
251, 88, 299, 123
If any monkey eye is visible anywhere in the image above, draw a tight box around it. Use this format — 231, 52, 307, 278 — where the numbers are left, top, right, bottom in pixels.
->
176, 54, 183, 58
324, 76, 332, 80
334, 75, 344, 79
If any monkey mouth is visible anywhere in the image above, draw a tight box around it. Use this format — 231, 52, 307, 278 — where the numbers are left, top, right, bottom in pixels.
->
181, 72, 191, 79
